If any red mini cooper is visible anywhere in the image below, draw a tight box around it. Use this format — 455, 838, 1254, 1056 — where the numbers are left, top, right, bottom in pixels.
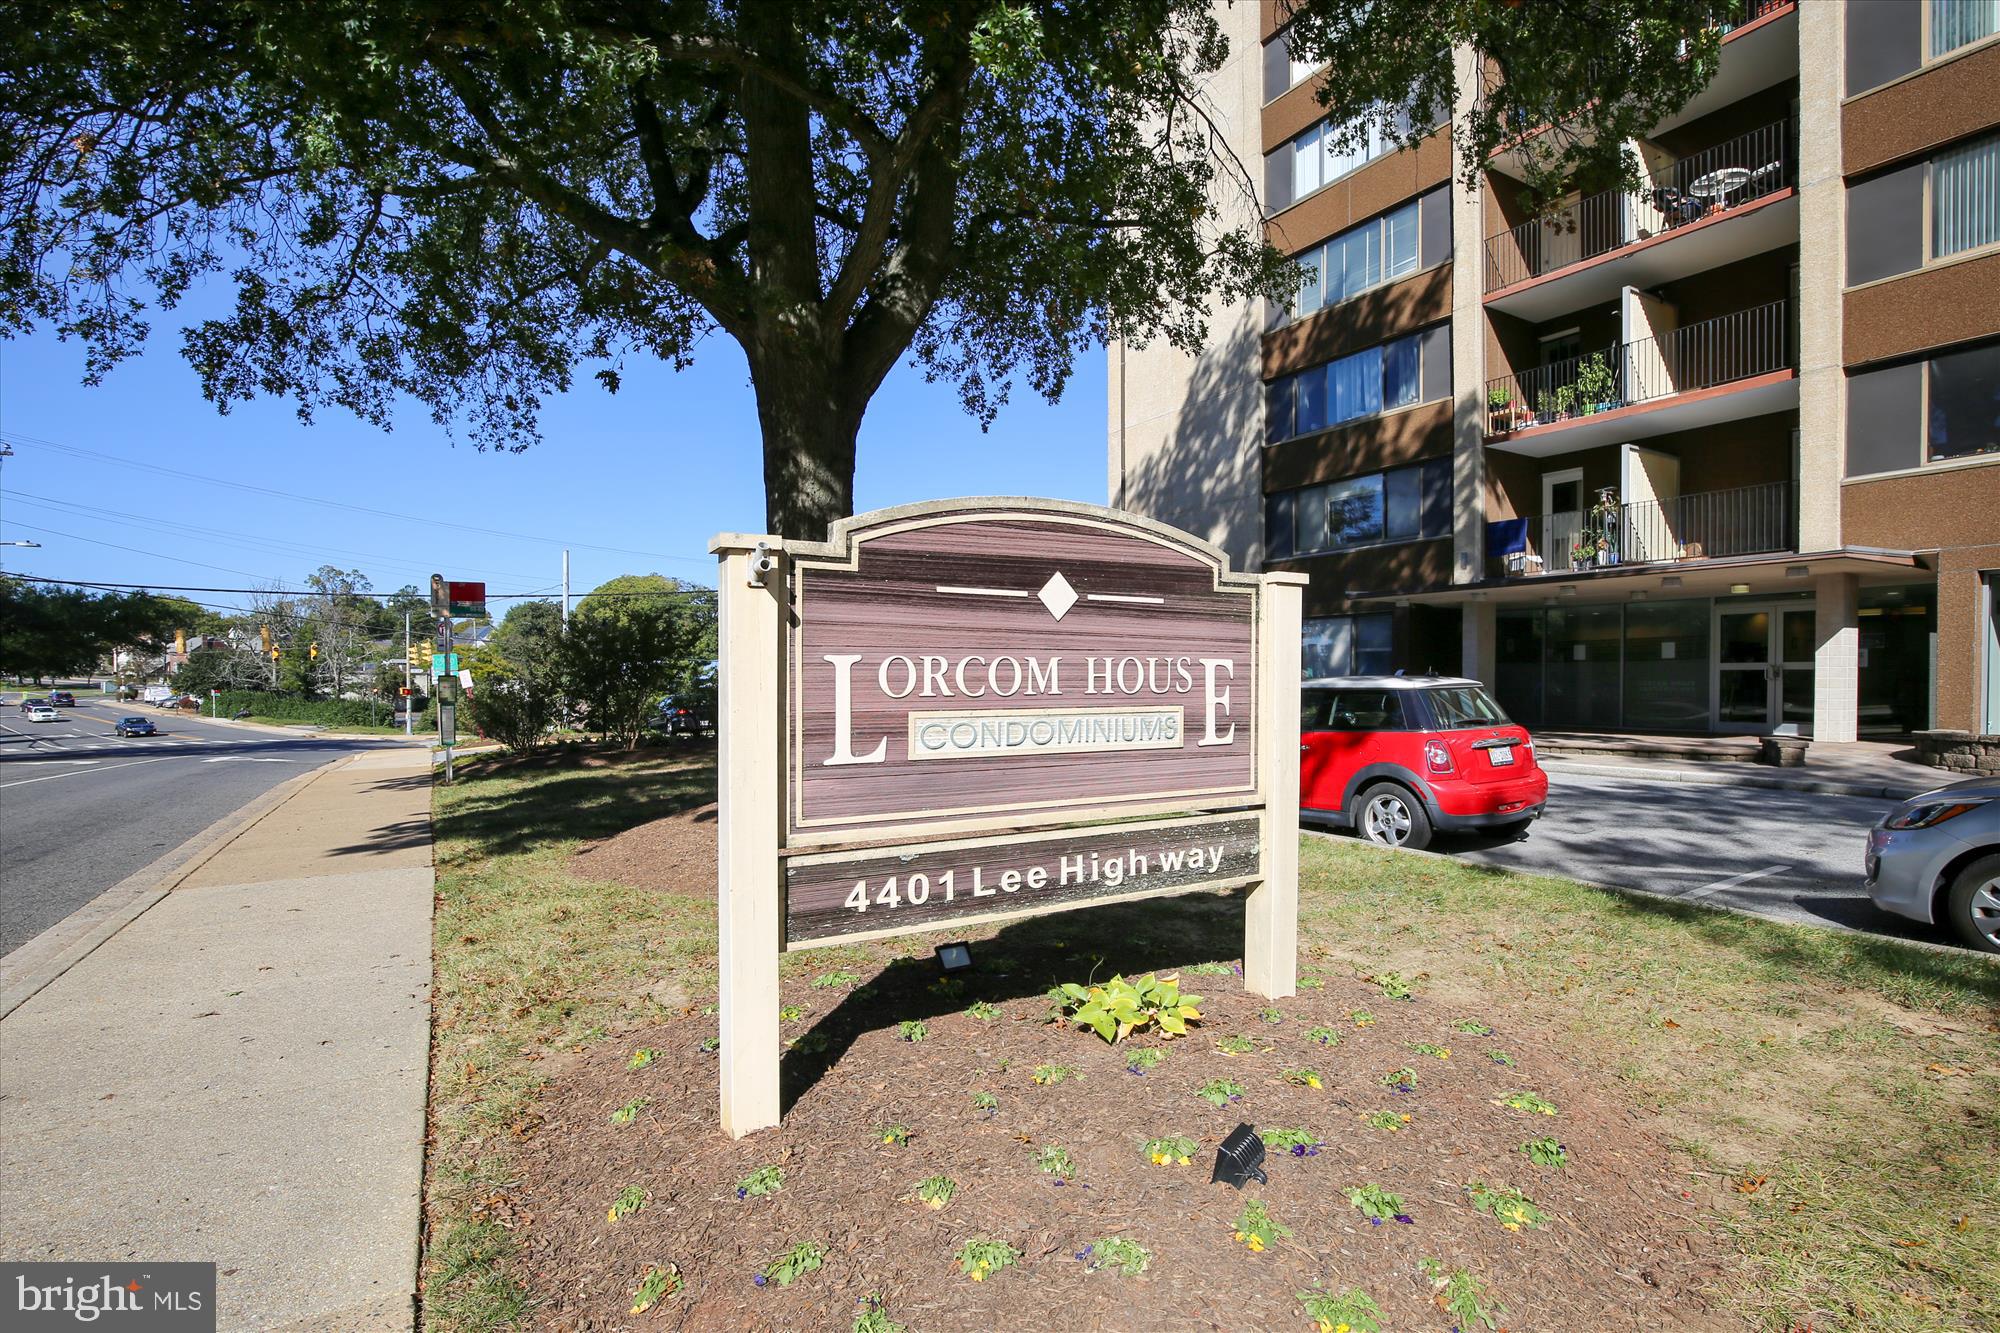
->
1300, 675, 1547, 851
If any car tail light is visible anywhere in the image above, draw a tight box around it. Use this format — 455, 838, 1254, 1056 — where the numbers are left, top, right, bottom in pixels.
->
1424, 740, 1454, 774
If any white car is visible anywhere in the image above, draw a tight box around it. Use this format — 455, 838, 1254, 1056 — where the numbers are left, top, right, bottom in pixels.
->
25, 705, 60, 722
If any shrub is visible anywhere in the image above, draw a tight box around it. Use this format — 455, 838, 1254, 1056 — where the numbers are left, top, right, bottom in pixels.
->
1051, 973, 1202, 1043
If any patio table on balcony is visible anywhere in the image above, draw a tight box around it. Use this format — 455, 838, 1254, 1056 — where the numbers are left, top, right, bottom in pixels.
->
1687, 166, 1754, 212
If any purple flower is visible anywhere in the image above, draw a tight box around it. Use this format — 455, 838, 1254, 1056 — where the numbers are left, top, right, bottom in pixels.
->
1052, 1179, 1066, 1187
1290, 1145, 1307, 1157
1394, 1213, 1414, 1225
736, 1187, 747, 1199
1369, 1217, 1382, 1226
1127, 1068, 1144, 1077
753, 1274, 767, 1287
1231, 964, 1243, 976
1074, 1247, 1092, 1261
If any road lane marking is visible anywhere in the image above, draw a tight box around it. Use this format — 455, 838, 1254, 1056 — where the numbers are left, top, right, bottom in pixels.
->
1677, 864, 1791, 903
0, 756, 178, 788
199, 756, 300, 764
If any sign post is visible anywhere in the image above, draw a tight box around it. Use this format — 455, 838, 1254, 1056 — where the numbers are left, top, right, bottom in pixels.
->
711, 500, 1304, 1138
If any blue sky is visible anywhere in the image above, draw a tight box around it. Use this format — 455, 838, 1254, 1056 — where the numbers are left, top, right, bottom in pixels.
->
1, 304, 1108, 614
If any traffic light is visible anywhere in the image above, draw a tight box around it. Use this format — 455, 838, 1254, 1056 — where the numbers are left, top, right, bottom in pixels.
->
398, 686, 412, 698
308, 641, 320, 661
173, 629, 187, 654
269, 647, 280, 662
260, 625, 273, 653
408, 639, 433, 670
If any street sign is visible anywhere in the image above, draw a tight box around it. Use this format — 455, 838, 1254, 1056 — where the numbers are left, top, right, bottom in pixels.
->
446, 581, 487, 617
710, 498, 1306, 1137
438, 702, 456, 745
431, 653, 461, 675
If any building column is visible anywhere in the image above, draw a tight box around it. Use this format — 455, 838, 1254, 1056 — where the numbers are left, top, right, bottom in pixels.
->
1795, 0, 1845, 552
1462, 597, 1497, 686
1449, 43, 1488, 586
1813, 572, 1860, 743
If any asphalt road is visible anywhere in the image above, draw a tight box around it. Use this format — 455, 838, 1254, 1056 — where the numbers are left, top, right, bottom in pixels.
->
0, 694, 402, 957
1380, 767, 1961, 948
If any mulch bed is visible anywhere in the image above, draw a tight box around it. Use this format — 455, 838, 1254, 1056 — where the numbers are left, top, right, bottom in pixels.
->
503, 926, 1724, 1331
567, 806, 717, 895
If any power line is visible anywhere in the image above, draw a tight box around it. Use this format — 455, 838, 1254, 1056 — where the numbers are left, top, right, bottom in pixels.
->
6, 574, 715, 600
4, 521, 281, 580
2, 431, 708, 565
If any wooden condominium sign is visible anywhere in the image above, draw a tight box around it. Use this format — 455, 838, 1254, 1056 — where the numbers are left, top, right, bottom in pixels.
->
712, 500, 1304, 1136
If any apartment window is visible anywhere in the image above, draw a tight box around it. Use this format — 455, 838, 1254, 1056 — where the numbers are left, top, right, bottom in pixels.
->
1283, 191, 1450, 326
1264, 107, 1411, 214
1928, 340, 2000, 461
1931, 0, 2000, 57
1933, 131, 2000, 259
1266, 457, 1453, 559
1303, 613, 1395, 679
1265, 326, 1452, 444
1261, 29, 1322, 102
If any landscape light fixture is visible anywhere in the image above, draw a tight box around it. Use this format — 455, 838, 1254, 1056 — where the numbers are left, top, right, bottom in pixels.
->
934, 942, 973, 974
1212, 1123, 1268, 1189
1729, 583, 1751, 595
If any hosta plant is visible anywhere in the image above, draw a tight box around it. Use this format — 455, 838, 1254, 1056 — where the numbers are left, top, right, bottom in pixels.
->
1231, 1199, 1291, 1252
1079, 1236, 1151, 1276
1144, 1134, 1197, 1165
955, 1238, 1019, 1282
1053, 972, 1203, 1044
1297, 1284, 1382, 1333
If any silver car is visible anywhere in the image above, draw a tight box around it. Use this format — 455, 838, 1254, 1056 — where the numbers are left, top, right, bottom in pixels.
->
1866, 776, 2000, 953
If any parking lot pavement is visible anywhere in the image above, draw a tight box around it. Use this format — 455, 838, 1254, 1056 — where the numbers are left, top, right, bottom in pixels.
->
1321, 769, 1970, 951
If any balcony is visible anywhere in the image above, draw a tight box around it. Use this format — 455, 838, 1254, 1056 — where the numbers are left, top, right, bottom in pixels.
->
1484, 300, 1795, 456
1498, 480, 1795, 578
1484, 119, 1797, 321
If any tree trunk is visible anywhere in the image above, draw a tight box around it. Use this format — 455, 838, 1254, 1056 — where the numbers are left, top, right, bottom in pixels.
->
748, 346, 861, 539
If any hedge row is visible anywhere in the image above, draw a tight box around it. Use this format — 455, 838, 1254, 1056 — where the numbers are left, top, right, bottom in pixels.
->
207, 690, 430, 728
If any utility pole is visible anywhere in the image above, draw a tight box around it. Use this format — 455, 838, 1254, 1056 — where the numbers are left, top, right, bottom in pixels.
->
562, 548, 571, 628
403, 611, 413, 737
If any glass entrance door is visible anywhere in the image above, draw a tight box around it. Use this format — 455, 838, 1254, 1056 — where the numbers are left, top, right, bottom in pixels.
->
1715, 604, 1816, 734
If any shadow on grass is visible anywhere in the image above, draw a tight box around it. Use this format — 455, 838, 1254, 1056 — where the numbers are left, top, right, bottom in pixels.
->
436, 748, 717, 858
779, 891, 1251, 1113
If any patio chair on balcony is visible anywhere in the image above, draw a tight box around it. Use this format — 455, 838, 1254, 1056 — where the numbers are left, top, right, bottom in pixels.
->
1652, 185, 1706, 228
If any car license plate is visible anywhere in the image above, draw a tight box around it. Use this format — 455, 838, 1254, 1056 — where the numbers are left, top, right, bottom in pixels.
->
1487, 745, 1515, 766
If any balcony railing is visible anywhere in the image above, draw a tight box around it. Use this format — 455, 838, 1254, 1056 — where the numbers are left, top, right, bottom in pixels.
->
1485, 300, 1792, 436
1484, 119, 1793, 291
1506, 481, 1794, 576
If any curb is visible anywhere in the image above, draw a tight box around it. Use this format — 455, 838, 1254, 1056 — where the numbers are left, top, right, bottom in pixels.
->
1539, 758, 1931, 801
0, 753, 359, 1020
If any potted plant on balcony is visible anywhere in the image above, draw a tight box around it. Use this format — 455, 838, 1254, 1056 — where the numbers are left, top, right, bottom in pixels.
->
1575, 353, 1618, 414
1585, 487, 1621, 566
1487, 385, 1520, 432
1551, 382, 1577, 420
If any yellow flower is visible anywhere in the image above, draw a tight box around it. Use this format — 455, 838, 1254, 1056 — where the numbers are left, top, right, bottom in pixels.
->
1233, 1230, 1245, 1242
1502, 1221, 1521, 1232
1337, 1325, 1351, 1333
606, 1208, 616, 1222
1306, 1075, 1322, 1088
1176, 1155, 1191, 1165
1438, 1047, 1451, 1058
1247, 1235, 1265, 1252
1152, 1153, 1165, 1164
969, 1270, 984, 1281
1399, 1114, 1411, 1122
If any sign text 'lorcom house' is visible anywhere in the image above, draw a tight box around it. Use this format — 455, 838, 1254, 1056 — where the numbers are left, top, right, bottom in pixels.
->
712, 499, 1303, 1136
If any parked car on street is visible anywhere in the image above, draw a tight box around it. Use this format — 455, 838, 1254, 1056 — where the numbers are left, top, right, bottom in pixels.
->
651, 696, 715, 740
114, 716, 158, 737
1866, 776, 2000, 953
1300, 675, 1547, 852
24, 704, 60, 723
48, 690, 77, 707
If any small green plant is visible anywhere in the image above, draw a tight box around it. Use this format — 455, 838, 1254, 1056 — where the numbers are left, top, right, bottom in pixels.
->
1375, 972, 1414, 1001
1215, 1034, 1257, 1055
1496, 1090, 1557, 1116
1281, 1066, 1324, 1089
1361, 1110, 1411, 1131
1382, 1065, 1417, 1092
852, 1293, 906, 1333
1186, 961, 1233, 976
699, 1035, 720, 1053
897, 1020, 928, 1043
606, 1185, 646, 1222
1126, 1048, 1165, 1074
1453, 1019, 1494, 1035
736, 1165, 784, 1199
1350, 1010, 1376, 1027
610, 1097, 648, 1126
1052, 972, 1203, 1043
1488, 1048, 1516, 1066
810, 970, 861, 989
758, 1241, 827, 1288
1145, 1134, 1198, 1165
1032, 1063, 1077, 1086
1034, 1144, 1076, 1179
1081, 1235, 1151, 1276
1258, 1007, 1285, 1025
629, 1264, 682, 1314
1297, 1285, 1383, 1333
1521, 1135, 1569, 1167
1196, 1078, 1244, 1107
1345, 1184, 1411, 1225
1410, 1042, 1451, 1060
875, 1123, 912, 1147
1574, 351, 1617, 407
913, 1174, 958, 1209
787, 1029, 830, 1055
971, 1090, 999, 1113
1306, 1025, 1342, 1047
779, 1004, 807, 1023
928, 976, 965, 1000
1298, 971, 1326, 990
1262, 1127, 1321, 1157
1419, 1259, 1502, 1330
1231, 1199, 1291, 1252
965, 1000, 1001, 1021
1467, 1180, 1549, 1231
955, 1238, 1020, 1281
626, 1047, 659, 1071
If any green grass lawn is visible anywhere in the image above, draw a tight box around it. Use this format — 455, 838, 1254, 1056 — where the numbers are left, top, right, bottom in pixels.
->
424, 750, 1999, 1331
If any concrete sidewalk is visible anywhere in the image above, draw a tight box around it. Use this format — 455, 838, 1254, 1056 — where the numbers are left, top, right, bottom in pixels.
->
0, 749, 433, 1331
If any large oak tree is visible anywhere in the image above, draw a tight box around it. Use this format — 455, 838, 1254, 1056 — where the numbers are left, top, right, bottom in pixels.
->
3, 0, 1291, 536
